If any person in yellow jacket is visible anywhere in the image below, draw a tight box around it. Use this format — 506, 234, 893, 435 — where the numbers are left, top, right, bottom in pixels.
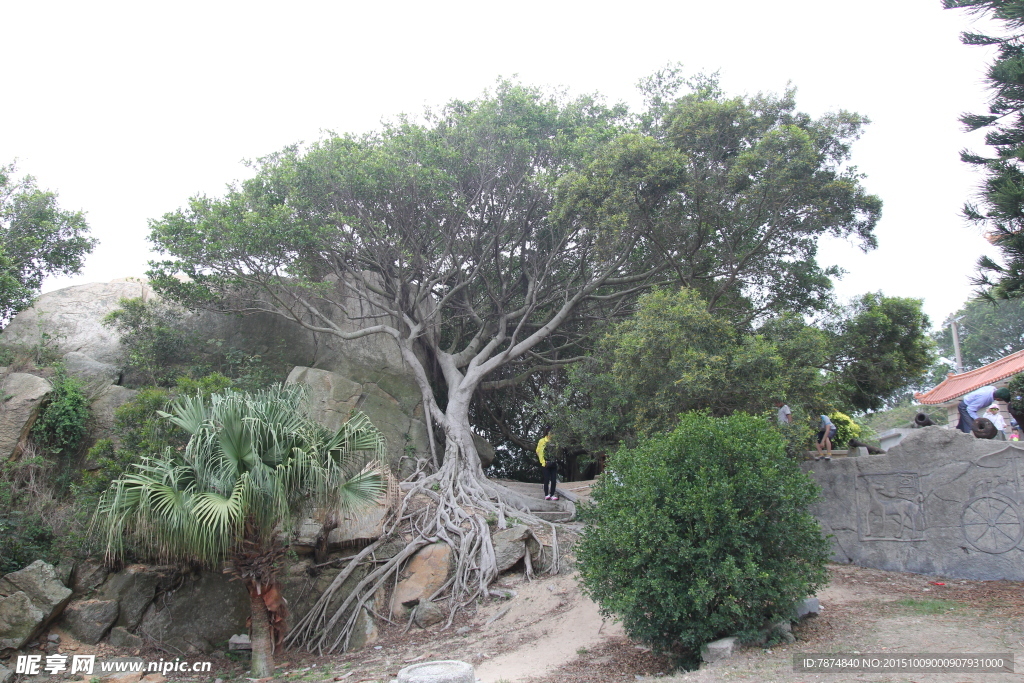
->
537, 425, 559, 501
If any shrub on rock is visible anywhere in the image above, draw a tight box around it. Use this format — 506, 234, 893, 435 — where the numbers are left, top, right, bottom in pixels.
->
577, 412, 830, 664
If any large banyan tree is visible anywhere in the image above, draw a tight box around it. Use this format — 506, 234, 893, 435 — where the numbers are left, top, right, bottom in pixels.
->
147, 75, 881, 649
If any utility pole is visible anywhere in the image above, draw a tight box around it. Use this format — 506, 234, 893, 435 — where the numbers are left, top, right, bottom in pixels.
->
945, 314, 965, 374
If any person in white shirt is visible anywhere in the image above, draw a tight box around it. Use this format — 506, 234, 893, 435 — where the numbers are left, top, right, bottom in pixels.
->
987, 405, 1009, 440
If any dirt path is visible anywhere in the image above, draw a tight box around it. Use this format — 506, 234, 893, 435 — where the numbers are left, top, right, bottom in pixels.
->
306, 562, 1024, 683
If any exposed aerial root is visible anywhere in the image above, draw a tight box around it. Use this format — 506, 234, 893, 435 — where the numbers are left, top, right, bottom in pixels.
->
284, 451, 563, 654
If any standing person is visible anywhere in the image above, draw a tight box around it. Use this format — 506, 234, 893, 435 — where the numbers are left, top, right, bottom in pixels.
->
815, 414, 836, 461
776, 401, 792, 425
537, 426, 559, 501
956, 386, 1011, 433
987, 405, 1009, 440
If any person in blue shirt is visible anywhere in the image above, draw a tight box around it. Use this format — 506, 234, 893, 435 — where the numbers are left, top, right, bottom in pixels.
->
815, 414, 837, 461
956, 386, 1011, 434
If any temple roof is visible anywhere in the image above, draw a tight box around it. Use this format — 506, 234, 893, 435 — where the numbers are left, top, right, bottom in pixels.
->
915, 349, 1024, 405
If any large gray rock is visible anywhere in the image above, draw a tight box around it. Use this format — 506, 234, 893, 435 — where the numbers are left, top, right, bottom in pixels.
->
1, 280, 153, 365
61, 599, 119, 644
138, 571, 248, 653
90, 385, 138, 446
0, 372, 51, 459
95, 565, 161, 630
63, 351, 121, 396
807, 427, 1024, 580
287, 366, 429, 472
0, 560, 73, 650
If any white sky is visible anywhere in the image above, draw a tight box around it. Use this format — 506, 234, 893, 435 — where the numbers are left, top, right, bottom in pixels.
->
0, 0, 1003, 329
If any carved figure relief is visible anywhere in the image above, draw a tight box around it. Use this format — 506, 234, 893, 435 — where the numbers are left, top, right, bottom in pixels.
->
857, 472, 925, 541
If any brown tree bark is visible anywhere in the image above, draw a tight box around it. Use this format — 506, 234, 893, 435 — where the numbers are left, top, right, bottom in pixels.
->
248, 585, 274, 677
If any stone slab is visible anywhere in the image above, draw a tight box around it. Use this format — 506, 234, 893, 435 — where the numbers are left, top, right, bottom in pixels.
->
396, 660, 474, 683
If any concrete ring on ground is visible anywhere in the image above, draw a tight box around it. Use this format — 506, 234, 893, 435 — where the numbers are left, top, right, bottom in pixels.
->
396, 660, 475, 683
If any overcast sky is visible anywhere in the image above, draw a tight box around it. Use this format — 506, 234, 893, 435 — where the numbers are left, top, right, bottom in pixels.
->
0, 0, 1003, 329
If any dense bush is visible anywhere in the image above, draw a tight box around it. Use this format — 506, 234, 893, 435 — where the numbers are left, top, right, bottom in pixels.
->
31, 365, 89, 460
827, 411, 860, 449
577, 412, 830, 664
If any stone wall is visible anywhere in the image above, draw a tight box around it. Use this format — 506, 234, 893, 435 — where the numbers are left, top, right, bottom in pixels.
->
806, 426, 1024, 580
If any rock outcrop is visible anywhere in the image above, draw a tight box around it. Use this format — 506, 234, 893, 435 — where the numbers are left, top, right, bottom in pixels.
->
0, 561, 73, 651
0, 372, 52, 459
391, 543, 453, 619
1, 280, 153, 365
61, 598, 119, 644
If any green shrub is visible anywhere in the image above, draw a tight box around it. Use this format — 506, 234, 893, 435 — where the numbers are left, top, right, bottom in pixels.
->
0, 510, 54, 574
577, 412, 830, 665
827, 411, 860, 449
32, 366, 89, 460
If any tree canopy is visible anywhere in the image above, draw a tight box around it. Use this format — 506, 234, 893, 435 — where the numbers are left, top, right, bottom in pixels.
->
934, 296, 1024, 370
0, 163, 96, 324
944, 0, 1024, 298
549, 288, 932, 455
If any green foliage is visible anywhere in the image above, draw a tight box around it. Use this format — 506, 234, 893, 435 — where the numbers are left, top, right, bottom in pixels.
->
32, 365, 90, 460
775, 405, 817, 459
827, 411, 860, 449
175, 371, 233, 398
857, 402, 948, 437
554, 288, 831, 452
0, 509, 54, 574
1006, 374, 1024, 421
577, 412, 829, 663
95, 384, 387, 566
825, 293, 934, 412
0, 162, 97, 326
103, 296, 203, 386
933, 297, 1024, 370
944, 1, 1024, 298
104, 297, 284, 391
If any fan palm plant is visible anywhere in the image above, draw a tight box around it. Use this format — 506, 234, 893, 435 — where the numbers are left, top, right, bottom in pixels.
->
94, 384, 386, 676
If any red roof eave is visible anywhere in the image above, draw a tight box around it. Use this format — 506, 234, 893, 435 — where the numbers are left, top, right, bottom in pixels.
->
915, 349, 1024, 405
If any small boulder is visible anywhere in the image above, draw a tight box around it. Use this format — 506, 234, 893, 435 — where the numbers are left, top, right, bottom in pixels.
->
491, 525, 530, 573
108, 626, 144, 649
794, 597, 820, 619
348, 608, 379, 650
71, 559, 109, 595
413, 601, 445, 628
228, 634, 252, 651
61, 599, 119, 645
700, 636, 738, 663
0, 662, 12, 683
391, 543, 452, 619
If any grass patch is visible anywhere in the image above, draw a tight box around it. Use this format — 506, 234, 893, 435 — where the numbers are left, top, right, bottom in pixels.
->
895, 598, 959, 615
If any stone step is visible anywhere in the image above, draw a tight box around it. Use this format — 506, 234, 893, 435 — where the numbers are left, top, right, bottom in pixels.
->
532, 510, 574, 522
